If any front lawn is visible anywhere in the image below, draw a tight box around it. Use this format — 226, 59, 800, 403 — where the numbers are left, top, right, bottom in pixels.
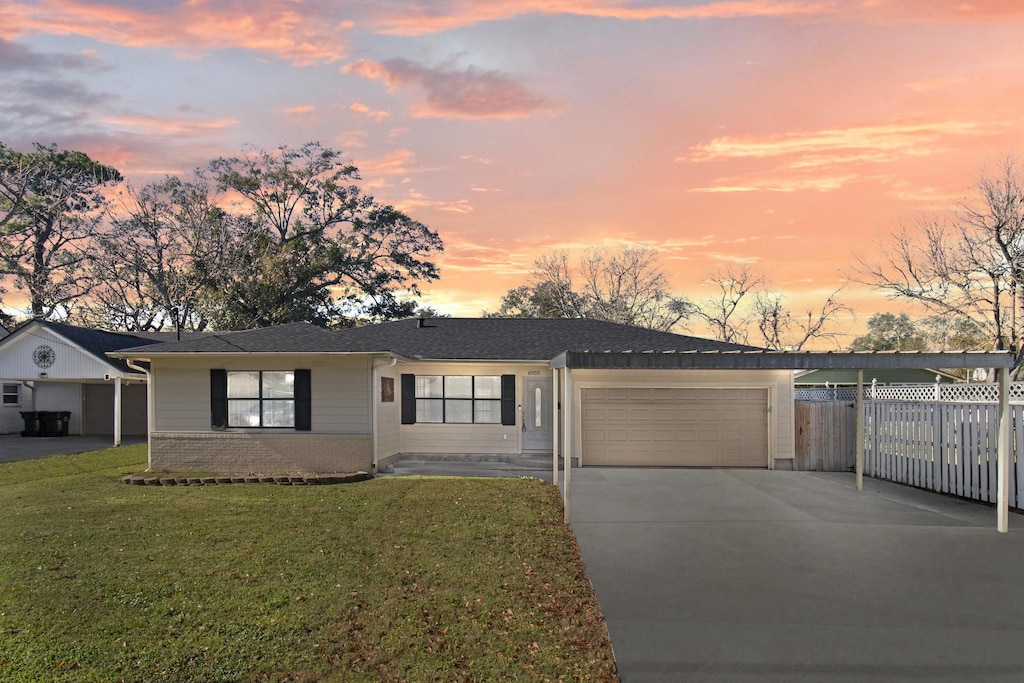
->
0, 446, 617, 682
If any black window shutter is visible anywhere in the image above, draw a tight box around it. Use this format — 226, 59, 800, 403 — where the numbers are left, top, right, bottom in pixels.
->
294, 369, 311, 431
210, 369, 227, 430
401, 374, 416, 424
501, 374, 516, 426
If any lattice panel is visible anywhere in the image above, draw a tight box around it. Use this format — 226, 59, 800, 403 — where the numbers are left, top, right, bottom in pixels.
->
871, 384, 938, 402
863, 382, 1024, 404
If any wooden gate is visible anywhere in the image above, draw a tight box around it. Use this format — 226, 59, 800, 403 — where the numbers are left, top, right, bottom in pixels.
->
794, 401, 856, 472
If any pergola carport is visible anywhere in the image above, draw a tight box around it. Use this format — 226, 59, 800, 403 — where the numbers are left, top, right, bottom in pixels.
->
549, 349, 1017, 532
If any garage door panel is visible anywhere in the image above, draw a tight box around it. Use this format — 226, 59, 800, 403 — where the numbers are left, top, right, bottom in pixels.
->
582, 387, 767, 468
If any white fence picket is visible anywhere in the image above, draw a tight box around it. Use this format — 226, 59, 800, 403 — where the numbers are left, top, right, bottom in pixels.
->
863, 398, 1022, 510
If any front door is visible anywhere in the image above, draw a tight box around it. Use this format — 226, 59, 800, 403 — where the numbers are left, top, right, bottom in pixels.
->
522, 377, 553, 453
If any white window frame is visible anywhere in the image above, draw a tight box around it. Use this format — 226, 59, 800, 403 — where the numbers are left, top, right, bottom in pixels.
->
2, 383, 20, 407
226, 371, 296, 429
414, 375, 503, 425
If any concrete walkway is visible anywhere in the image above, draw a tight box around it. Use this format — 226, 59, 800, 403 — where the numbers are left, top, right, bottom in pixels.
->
380, 453, 554, 483
0, 434, 145, 463
570, 468, 1024, 683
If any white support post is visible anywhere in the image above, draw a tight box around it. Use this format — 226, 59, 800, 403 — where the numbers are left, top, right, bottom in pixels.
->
997, 366, 1010, 533
856, 369, 864, 491
563, 367, 573, 524
113, 376, 122, 447
552, 367, 560, 488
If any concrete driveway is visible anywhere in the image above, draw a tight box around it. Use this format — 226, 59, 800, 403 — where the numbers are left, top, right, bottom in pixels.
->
0, 434, 145, 463
570, 468, 1024, 683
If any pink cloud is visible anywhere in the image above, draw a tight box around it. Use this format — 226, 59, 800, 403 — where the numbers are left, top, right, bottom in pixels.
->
344, 58, 554, 120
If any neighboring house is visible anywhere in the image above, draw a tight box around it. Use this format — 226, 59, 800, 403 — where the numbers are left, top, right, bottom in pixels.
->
0, 321, 187, 439
111, 318, 798, 474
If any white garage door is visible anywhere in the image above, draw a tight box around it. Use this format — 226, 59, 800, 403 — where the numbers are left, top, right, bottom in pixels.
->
581, 387, 769, 467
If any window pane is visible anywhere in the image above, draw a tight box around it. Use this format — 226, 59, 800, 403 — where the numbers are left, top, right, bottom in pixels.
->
2, 384, 17, 404
228, 399, 261, 427
416, 398, 443, 423
416, 376, 443, 398
445, 376, 472, 398
445, 399, 472, 423
475, 400, 501, 424
263, 371, 295, 398
262, 400, 295, 427
535, 387, 543, 428
227, 372, 260, 398
474, 376, 501, 399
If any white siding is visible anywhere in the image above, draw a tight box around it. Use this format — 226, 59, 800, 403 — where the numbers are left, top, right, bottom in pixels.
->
570, 368, 795, 467
0, 324, 119, 380
151, 355, 372, 434
397, 362, 547, 455
375, 364, 401, 460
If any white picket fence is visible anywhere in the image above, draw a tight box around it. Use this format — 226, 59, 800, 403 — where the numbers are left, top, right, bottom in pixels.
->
863, 400, 1024, 509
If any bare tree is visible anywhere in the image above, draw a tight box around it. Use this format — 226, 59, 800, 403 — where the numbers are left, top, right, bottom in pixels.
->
692, 264, 764, 344
754, 288, 850, 350
487, 247, 694, 331
81, 176, 233, 333
855, 156, 1024, 357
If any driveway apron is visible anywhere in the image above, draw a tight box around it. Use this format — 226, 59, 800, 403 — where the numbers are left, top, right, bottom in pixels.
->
570, 468, 1024, 683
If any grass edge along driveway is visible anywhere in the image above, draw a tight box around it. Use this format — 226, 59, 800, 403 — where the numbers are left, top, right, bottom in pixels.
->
0, 446, 618, 682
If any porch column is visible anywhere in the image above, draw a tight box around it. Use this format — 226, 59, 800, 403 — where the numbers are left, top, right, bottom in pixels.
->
855, 369, 864, 491
563, 367, 573, 524
552, 367, 560, 488
113, 376, 122, 447
997, 366, 1010, 533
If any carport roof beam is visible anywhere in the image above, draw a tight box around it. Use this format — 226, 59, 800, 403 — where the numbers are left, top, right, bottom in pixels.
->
549, 350, 1015, 371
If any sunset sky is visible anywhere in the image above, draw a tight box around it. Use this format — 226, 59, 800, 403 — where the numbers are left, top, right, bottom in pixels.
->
3, 1, 1024, 344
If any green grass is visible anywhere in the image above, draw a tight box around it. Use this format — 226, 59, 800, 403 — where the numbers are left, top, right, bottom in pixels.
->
0, 446, 617, 682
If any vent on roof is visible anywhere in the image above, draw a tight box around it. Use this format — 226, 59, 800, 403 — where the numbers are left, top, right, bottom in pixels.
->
417, 317, 431, 328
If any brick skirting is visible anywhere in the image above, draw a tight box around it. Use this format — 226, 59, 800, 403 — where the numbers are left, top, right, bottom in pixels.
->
150, 432, 373, 474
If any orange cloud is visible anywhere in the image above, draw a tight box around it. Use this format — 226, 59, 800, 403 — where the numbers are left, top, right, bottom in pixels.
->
371, 0, 831, 36
396, 189, 474, 214
344, 58, 554, 119
356, 148, 418, 177
684, 121, 993, 163
282, 105, 315, 114
904, 77, 968, 93
683, 120, 1008, 192
3, 0, 352, 65
102, 114, 238, 136
349, 102, 390, 122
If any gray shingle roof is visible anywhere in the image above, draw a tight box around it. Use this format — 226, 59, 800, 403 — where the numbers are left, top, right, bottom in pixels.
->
120, 318, 758, 360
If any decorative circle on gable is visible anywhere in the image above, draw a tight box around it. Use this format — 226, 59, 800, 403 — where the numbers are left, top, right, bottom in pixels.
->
32, 344, 56, 368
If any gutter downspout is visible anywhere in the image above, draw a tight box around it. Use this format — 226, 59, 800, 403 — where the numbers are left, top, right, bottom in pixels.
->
126, 359, 152, 471
371, 357, 398, 472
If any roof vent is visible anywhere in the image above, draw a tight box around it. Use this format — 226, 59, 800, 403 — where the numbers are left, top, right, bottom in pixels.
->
417, 317, 427, 328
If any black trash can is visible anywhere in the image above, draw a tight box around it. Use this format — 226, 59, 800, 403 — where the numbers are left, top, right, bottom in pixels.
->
57, 411, 71, 437
40, 411, 57, 437
20, 411, 41, 437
